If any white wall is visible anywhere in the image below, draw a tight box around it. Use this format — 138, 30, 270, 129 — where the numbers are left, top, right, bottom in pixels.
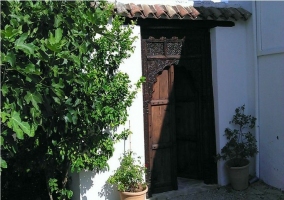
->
215, 0, 284, 190
72, 1, 284, 197
71, 25, 145, 200
256, 1, 284, 191
211, 1, 256, 184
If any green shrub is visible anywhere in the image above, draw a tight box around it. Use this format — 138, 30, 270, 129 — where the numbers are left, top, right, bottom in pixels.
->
1, 1, 143, 199
216, 105, 258, 167
107, 151, 147, 192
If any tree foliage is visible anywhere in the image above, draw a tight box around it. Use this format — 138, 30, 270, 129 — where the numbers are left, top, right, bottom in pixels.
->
216, 105, 258, 167
1, 1, 143, 199
107, 151, 147, 193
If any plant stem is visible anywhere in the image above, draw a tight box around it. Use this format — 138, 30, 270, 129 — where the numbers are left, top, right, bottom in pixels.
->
45, 170, 54, 200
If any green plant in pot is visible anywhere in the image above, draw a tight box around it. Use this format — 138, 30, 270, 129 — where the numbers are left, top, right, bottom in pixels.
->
107, 151, 148, 200
216, 105, 258, 190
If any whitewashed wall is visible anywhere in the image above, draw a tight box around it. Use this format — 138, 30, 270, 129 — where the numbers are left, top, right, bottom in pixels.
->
256, 1, 284, 191
72, 1, 284, 199
211, 13, 256, 185
71, 26, 145, 200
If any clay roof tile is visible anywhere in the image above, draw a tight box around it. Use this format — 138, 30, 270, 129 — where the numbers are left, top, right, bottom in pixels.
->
112, 2, 251, 21
141, 4, 156, 18
153, 4, 169, 19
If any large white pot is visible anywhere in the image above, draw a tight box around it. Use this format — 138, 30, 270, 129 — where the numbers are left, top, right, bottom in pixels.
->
226, 159, 250, 191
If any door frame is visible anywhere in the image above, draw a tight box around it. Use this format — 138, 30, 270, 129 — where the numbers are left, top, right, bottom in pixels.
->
139, 18, 235, 197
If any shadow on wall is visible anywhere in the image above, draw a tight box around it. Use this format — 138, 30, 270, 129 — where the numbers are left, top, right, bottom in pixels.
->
70, 173, 80, 200
98, 183, 120, 200
79, 171, 95, 200
76, 169, 120, 200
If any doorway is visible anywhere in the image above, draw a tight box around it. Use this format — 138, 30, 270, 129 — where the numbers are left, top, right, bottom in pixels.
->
142, 28, 217, 197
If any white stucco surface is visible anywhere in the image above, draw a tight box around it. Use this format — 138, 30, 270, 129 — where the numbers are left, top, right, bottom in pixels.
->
258, 54, 284, 191
72, 1, 284, 199
210, 20, 255, 186
256, 1, 284, 191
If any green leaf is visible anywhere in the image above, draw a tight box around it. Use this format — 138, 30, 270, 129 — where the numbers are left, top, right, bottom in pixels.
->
64, 113, 72, 123
23, 14, 31, 24
47, 28, 62, 46
52, 78, 64, 88
9, 14, 22, 22
0, 111, 10, 123
48, 32, 56, 45
1, 157, 7, 169
74, 99, 81, 107
52, 88, 64, 98
0, 136, 4, 146
1, 84, 8, 96
30, 107, 39, 119
5, 52, 16, 67
30, 124, 35, 137
72, 115, 78, 124
54, 15, 63, 28
15, 32, 28, 44
8, 111, 32, 139
65, 98, 72, 105
24, 91, 43, 111
70, 54, 80, 65
55, 28, 63, 43
53, 97, 61, 104
25, 63, 35, 74
3, 25, 21, 39
46, 41, 60, 52
15, 33, 35, 55
37, 49, 49, 61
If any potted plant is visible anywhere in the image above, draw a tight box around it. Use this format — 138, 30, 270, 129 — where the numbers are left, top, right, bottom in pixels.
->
216, 105, 258, 190
107, 151, 148, 200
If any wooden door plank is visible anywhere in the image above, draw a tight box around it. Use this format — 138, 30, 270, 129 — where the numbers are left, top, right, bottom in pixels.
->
149, 66, 177, 194
159, 69, 169, 99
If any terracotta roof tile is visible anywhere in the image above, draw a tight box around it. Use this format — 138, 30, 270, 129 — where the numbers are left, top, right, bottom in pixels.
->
141, 4, 155, 18
113, 2, 251, 21
154, 4, 168, 19
165, 5, 179, 18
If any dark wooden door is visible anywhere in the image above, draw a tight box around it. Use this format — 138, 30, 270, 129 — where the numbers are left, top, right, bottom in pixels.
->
149, 65, 177, 193
142, 28, 217, 197
175, 65, 201, 179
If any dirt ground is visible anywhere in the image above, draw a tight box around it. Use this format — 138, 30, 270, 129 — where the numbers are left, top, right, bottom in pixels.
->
182, 181, 284, 200
149, 180, 284, 200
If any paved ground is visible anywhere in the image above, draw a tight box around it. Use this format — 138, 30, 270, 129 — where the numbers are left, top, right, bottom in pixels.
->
148, 178, 284, 200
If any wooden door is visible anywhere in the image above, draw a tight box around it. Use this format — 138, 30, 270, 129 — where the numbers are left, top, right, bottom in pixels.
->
142, 28, 217, 197
149, 65, 177, 193
175, 66, 201, 179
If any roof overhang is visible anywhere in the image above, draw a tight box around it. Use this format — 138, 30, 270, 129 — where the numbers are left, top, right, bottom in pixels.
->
114, 1, 252, 21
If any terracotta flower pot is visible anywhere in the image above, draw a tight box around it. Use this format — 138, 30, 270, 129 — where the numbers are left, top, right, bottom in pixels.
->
226, 159, 250, 191
119, 186, 148, 200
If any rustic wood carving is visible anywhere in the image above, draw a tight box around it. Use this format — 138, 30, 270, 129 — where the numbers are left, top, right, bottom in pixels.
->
142, 36, 184, 196
146, 59, 179, 100
146, 42, 164, 56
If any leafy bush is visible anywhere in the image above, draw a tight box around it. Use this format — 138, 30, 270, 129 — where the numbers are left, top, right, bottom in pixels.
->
216, 105, 258, 167
107, 151, 147, 192
1, 1, 143, 199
